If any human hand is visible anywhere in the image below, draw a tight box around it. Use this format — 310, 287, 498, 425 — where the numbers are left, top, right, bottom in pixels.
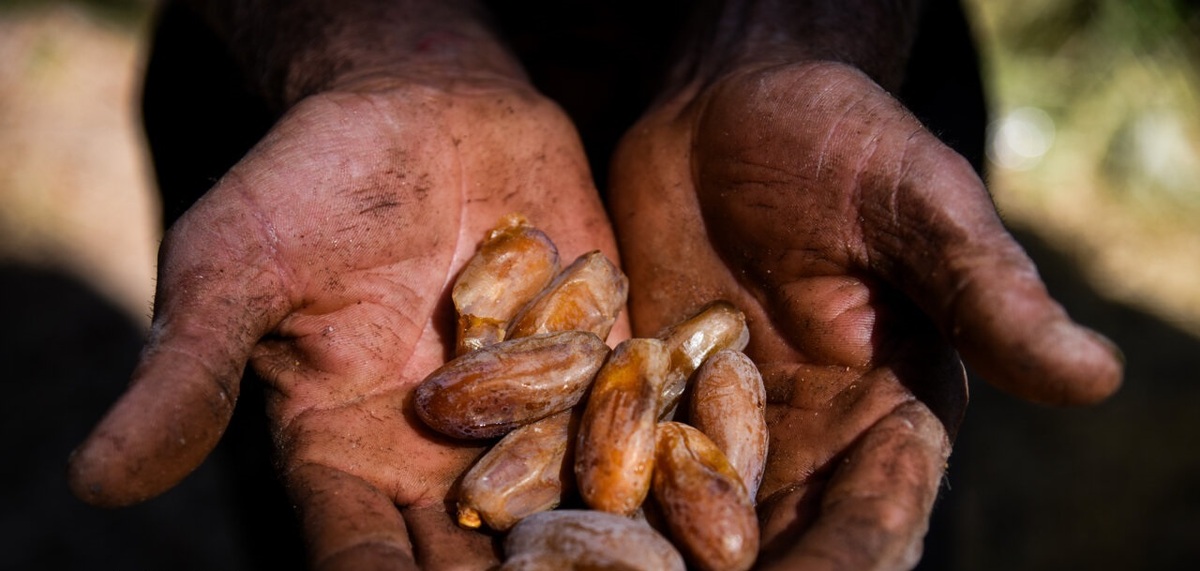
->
68, 72, 623, 570
610, 60, 1122, 569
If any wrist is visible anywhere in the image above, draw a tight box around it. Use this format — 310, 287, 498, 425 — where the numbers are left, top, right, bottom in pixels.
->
183, 0, 527, 111
669, 0, 924, 95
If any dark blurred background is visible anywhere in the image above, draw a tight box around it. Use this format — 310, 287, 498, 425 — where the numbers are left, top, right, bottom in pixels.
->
1, 0, 1197, 569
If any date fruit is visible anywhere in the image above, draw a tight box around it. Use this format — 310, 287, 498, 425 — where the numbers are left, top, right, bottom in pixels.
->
452, 214, 560, 355
652, 422, 759, 571
657, 301, 750, 418
688, 349, 769, 499
421, 216, 770, 568
415, 331, 608, 439
501, 510, 685, 571
456, 409, 577, 531
506, 251, 628, 342
574, 338, 670, 516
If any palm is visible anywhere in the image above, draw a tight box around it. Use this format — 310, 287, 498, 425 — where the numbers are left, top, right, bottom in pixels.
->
72, 81, 621, 569
612, 62, 1119, 568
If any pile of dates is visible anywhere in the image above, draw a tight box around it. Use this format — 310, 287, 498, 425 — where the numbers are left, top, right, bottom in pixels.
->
414, 215, 768, 571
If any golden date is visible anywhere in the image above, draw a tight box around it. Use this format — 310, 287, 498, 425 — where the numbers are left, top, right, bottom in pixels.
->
415, 331, 608, 439
656, 301, 749, 418
574, 338, 669, 516
500, 510, 685, 571
452, 214, 561, 355
456, 409, 577, 531
652, 422, 758, 571
688, 349, 769, 499
506, 251, 628, 342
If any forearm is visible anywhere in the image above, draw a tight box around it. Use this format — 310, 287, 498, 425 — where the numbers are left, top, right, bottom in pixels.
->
180, 0, 525, 110
674, 0, 925, 92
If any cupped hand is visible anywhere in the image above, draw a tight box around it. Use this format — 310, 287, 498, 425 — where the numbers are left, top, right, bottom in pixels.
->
69, 76, 623, 570
610, 61, 1122, 569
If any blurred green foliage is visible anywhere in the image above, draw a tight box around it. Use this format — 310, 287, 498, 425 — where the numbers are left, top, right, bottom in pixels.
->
970, 0, 1200, 217
0, 0, 150, 26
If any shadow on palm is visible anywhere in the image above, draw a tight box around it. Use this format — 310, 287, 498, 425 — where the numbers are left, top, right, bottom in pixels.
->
612, 60, 1118, 568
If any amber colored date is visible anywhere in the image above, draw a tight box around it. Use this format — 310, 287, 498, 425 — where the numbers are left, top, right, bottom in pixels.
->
500, 510, 685, 571
506, 251, 628, 342
652, 422, 759, 571
574, 338, 670, 516
425, 216, 768, 566
656, 300, 749, 418
452, 214, 560, 355
414, 331, 608, 439
688, 349, 769, 499
456, 409, 577, 531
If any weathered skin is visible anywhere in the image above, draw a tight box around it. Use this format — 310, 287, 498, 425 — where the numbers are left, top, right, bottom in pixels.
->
67, 63, 629, 570
501, 510, 686, 571
574, 337, 670, 515
688, 349, 769, 499
456, 408, 577, 531
67, 2, 1122, 569
506, 250, 629, 343
652, 422, 759, 571
452, 214, 561, 355
415, 331, 608, 439
610, 59, 1122, 569
655, 300, 750, 417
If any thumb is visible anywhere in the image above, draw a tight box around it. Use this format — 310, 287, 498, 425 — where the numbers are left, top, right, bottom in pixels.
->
866, 139, 1123, 406
68, 198, 292, 506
